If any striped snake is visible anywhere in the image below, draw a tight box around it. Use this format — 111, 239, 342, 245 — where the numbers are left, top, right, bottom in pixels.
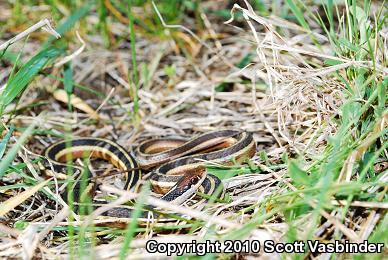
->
41, 130, 256, 219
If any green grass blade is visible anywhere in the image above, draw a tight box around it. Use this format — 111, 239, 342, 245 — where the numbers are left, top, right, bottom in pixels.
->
43, 2, 92, 47
0, 122, 35, 178
63, 62, 74, 111
288, 160, 312, 186
127, 1, 139, 123
0, 125, 14, 160
119, 184, 150, 259
285, 0, 310, 30
0, 47, 63, 114
97, 0, 110, 47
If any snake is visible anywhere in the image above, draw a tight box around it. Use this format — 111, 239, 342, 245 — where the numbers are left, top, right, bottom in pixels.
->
41, 130, 256, 219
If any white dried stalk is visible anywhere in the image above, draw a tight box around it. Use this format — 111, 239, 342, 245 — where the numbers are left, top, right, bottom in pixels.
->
0, 18, 60, 51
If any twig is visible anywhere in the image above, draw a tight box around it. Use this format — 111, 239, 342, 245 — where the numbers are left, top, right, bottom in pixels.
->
54, 31, 85, 67
0, 19, 60, 51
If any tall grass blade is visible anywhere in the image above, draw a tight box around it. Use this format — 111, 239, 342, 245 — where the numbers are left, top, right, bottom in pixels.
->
127, 1, 139, 122
43, 2, 92, 47
0, 126, 14, 160
0, 47, 63, 114
63, 62, 74, 111
0, 122, 36, 178
119, 184, 150, 259
285, 0, 310, 30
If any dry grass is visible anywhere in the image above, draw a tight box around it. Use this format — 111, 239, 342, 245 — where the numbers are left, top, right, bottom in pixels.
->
0, 1, 386, 259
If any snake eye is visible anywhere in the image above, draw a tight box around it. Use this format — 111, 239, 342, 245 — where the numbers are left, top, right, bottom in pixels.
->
190, 175, 200, 185
176, 175, 200, 193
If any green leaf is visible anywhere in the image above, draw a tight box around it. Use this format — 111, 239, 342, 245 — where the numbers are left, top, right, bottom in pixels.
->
377, 78, 387, 115
0, 47, 63, 110
236, 53, 254, 69
338, 37, 360, 52
119, 184, 150, 259
208, 167, 242, 180
208, 163, 257, 180
215, 82, 233, 92
63, 62, 74, 95
43, 2, 92, 48
342, 100, 362, 125
163, 65, 176, 77
1, 49, 18, 62
14, 220, 29, 230
0, 125, 14, 160
259, 150, 268, 163
0, 123, 36, 178
284, 203, 311, 221
325, 0, 334, 32
288, 160, 311, 186
285, 0, 310, 31
324, 59, 343, 66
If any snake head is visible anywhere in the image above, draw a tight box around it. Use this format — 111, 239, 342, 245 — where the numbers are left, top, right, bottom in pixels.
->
175, 167, 206, 193
176, 174, 201, 193
161, 167, 206, 203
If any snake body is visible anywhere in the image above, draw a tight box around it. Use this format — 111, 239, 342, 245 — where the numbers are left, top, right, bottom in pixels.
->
42, 130, 256, 218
